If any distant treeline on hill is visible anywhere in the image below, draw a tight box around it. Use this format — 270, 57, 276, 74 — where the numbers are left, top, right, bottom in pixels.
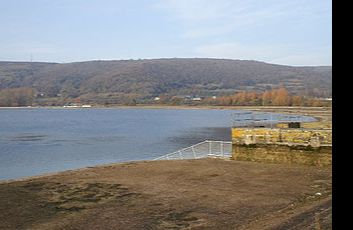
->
0, 58, 331, 106
156, 87, 331, 107
201, 87, 331, 107
0, 86, 331, 107
0, 87, 35, 107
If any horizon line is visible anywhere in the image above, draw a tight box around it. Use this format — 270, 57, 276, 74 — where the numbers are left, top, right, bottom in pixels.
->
0, 57, 332, 68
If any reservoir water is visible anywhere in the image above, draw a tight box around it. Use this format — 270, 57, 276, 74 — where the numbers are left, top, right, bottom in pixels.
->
0, 108, 315, 180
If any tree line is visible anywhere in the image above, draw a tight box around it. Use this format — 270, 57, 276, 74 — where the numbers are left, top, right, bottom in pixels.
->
0, 86, 331, 107
202, 87, 331, 107
0, 88, 35, 107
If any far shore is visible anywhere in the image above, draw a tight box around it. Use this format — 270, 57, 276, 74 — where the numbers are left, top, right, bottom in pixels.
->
0, 104, 331, 111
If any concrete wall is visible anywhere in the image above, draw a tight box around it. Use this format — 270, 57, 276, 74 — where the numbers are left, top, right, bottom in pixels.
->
232, 128, 332, 147
232, 144, 332, 166
231, 127, 332, 166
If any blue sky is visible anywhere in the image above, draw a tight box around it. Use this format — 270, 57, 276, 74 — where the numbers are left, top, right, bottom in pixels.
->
0, 0, 331, 66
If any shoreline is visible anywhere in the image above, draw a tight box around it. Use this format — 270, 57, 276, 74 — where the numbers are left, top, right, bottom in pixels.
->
0, 104, 331, 109
0, 160, 149, 184
0, 104, 331, 115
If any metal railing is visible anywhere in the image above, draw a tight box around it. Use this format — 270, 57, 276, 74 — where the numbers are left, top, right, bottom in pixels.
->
231, 111, 315, 128
153, 140, 232, 161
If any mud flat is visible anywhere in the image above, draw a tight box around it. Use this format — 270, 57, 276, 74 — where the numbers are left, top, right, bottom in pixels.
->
0, 158, 331, 229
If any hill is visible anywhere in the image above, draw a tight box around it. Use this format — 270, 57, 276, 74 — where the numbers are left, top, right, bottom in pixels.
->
0, 58, 332, 105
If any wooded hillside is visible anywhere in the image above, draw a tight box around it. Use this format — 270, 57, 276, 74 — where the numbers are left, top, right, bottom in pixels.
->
0, 58, 331, 105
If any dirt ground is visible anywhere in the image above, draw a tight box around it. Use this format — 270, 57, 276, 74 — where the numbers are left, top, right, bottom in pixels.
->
0, 158, 331, 230
0, 106, 332, 229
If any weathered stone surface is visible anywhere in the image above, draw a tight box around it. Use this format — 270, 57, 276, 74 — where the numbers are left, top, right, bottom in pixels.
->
231, 127, 332, 166
232, 144, 332, 166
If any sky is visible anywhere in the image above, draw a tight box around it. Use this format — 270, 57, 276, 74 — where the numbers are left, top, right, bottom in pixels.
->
0, 0, 332, 66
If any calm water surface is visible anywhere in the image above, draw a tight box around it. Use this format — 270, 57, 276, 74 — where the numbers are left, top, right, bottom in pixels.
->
0, 108, 314, 180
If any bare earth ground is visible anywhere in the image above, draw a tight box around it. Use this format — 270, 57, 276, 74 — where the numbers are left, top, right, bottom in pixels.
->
0, 106, 332, 230
0, 159, 331, 230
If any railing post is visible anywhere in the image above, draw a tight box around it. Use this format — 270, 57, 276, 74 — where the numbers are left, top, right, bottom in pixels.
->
192, 146, 197, 159
221, 142, 224, 156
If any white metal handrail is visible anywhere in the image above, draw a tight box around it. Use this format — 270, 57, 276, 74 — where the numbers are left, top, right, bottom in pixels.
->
153, 140, 232, 161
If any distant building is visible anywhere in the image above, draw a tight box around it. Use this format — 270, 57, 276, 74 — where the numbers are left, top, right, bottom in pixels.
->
316, 97, 332, 101
192, 97, 202, 101
154, 97, 160, 101
81, 105, 92, 108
